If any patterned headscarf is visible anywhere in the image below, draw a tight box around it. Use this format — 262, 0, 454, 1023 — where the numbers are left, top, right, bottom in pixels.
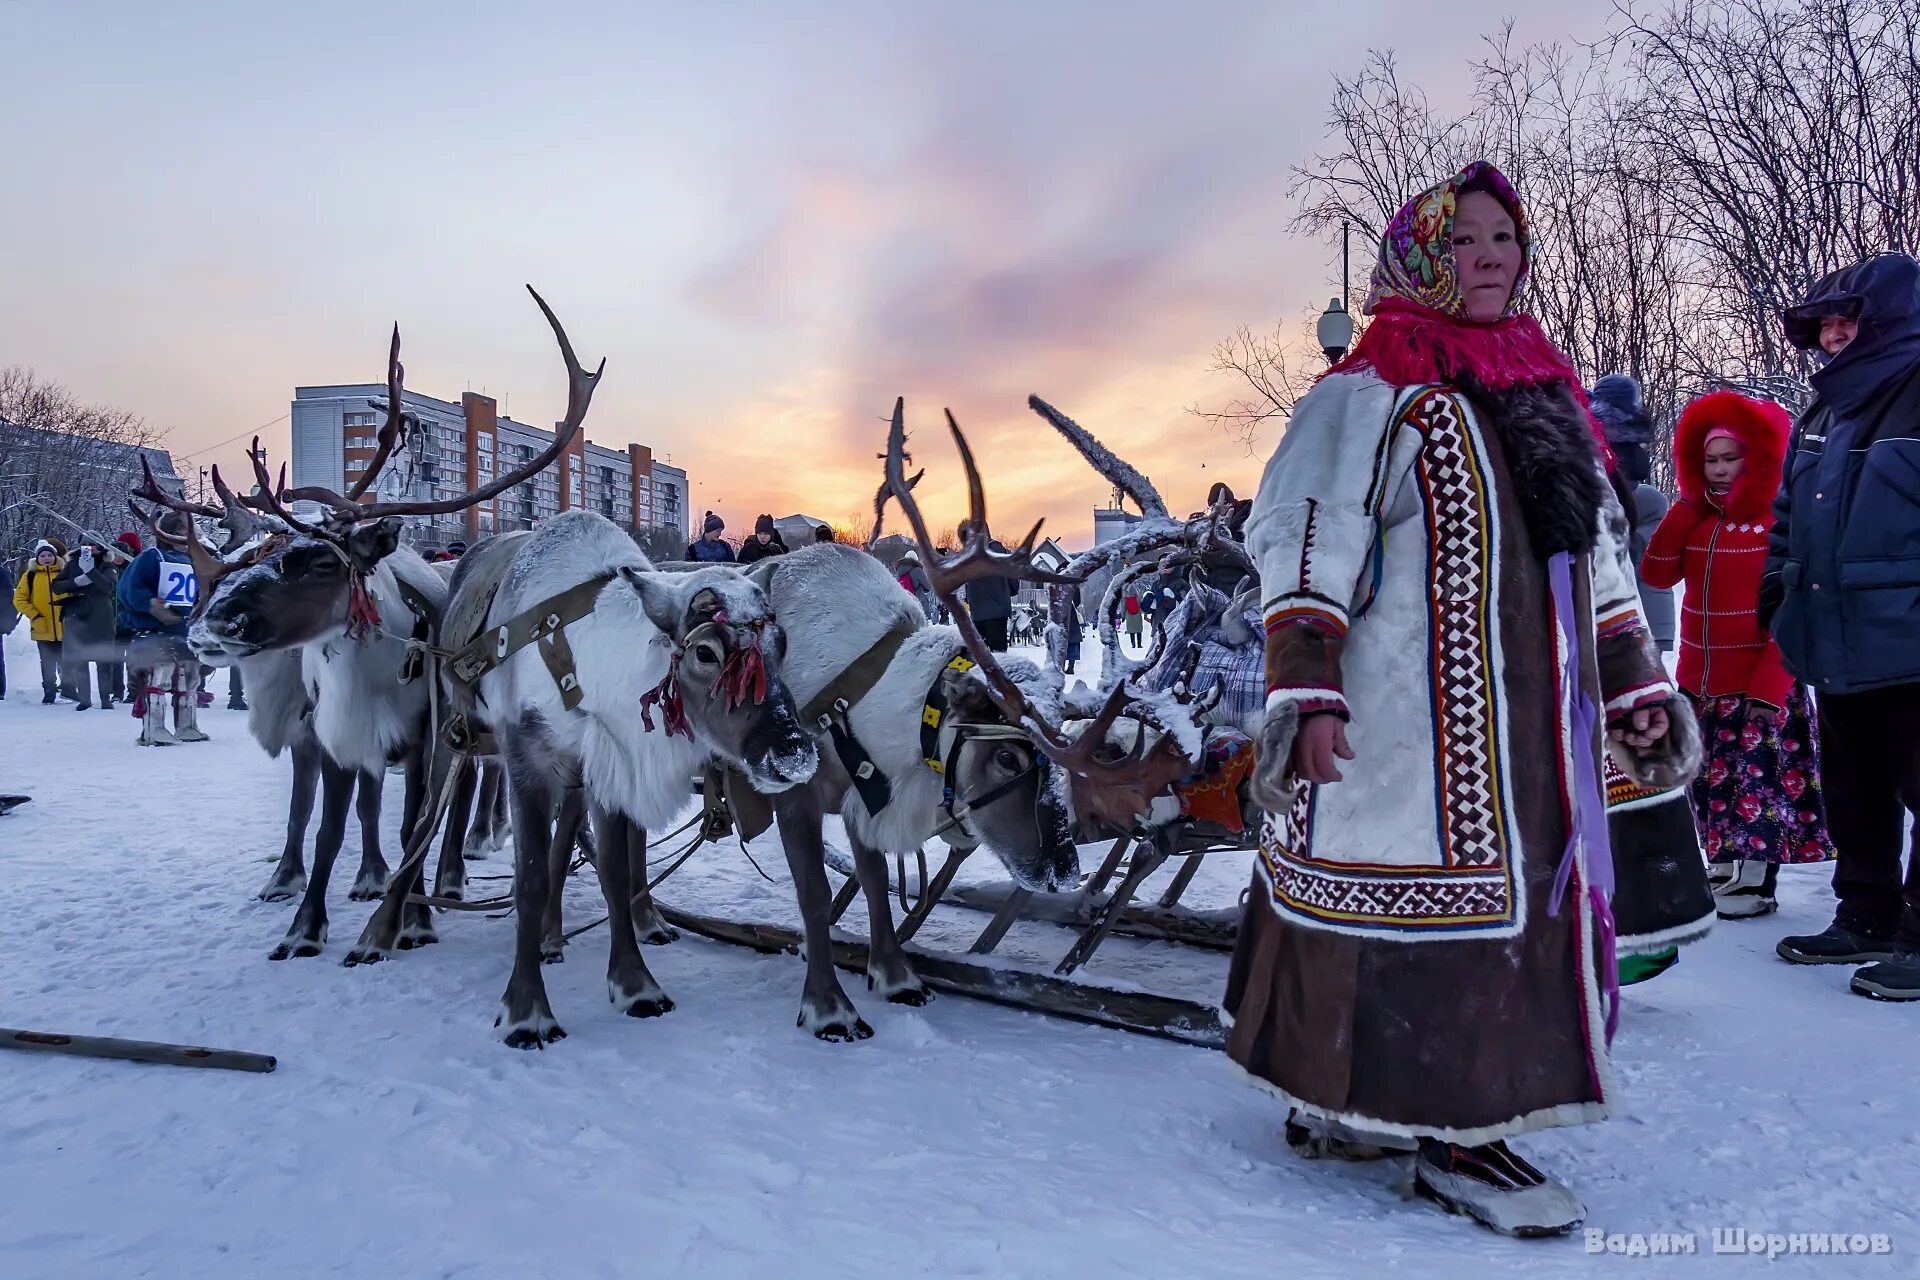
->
1364, 160, 1531, 320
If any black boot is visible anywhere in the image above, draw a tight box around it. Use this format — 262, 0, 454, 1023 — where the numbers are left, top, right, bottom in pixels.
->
1850, 953, 1920, 1001
1778, 922, 1906, 966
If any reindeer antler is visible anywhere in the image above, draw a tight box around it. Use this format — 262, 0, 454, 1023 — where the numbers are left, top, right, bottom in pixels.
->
272, 286, 604, 530
1027, 395, 1168, 519
131, 456, 240, 607
881, 401, 1189, 825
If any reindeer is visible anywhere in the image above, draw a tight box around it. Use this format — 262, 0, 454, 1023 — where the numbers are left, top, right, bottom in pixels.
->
721, 401, 1188, 1041
134, 471, 348, 905
426, 515, 820, 1047
184, 289, 590, 961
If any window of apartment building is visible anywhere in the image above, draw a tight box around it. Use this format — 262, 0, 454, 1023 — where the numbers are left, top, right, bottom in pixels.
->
343, 411, 377, 427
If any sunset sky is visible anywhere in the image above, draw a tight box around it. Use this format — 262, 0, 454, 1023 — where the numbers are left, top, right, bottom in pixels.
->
3, 1, 1601, 548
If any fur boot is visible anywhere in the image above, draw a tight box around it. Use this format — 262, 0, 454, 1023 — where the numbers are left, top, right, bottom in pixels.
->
138, 666, 178, 747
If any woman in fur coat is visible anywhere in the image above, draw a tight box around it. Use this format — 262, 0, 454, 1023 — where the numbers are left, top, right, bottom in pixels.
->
1641, 391, 1834, 918
1237, 161, 1699, 1236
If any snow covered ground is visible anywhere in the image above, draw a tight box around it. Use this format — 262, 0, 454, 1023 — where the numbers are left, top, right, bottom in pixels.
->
0, 624, 1914, 1278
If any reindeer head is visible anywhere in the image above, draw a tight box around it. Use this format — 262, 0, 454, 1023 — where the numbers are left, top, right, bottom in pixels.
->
621, 566, 818, 793
931, 658, 1080, 892
191, 521, 402, 661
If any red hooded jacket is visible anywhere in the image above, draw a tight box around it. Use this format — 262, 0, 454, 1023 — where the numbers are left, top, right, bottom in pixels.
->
1640, 390, 1793, 708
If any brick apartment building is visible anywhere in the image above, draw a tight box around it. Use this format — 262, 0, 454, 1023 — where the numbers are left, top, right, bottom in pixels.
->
287, 385, 687, 550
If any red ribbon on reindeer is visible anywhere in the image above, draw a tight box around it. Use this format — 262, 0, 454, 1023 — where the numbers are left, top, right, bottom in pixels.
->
638, 609, 773, 739
344, 571, 383, 641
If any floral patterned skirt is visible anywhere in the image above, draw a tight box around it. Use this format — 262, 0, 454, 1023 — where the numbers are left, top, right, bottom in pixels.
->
1691, 683, 1835, 865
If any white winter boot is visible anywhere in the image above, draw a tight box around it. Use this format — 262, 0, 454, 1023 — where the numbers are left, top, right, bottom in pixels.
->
172, 665, 209, 742
1414, 1139, 1585, 1237
137, 666, 178, 747
1713, 858, 1778, 918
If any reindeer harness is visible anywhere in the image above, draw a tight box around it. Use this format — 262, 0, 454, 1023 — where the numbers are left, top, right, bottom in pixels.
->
795, 626, 1048, 844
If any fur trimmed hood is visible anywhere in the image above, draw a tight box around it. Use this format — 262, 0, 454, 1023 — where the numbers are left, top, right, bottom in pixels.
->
1673, 390, 1790, 522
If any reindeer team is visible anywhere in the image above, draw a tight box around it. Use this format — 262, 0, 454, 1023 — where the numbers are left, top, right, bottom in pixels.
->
143, 288, 1249, 1048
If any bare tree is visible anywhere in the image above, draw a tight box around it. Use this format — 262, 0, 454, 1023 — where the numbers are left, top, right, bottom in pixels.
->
1618, 0, 1920, 404
0, 367, 171, 577
1188, 312, 1334, 455
1210, 0, 1918, 473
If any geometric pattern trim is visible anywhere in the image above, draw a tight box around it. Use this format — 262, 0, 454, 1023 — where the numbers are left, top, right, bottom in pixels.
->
1257, 390, 1521, 939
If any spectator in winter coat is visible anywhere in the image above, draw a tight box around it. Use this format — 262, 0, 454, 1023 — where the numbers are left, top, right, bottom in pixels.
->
955, 523, 1013, 650
1590, 374, 1676, 652
116, 515, 205, 745
13, 538, 76, 704
686, 511, 735, 563
735, 514, 789, 565
0, 566, 18, 699
1049, 583, 1082, 673
109, 531, 144, 701
1763, 252, 1920, 998
893, 550, 936, 621
1643, 391, 1834, 919
52, 541, 123, 710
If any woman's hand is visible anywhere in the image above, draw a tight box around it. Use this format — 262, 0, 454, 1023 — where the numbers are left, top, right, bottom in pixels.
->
1609, 704, 1671, 750
1291, 714, 1356, 784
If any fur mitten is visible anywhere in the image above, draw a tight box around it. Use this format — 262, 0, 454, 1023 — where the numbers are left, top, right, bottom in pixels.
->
1247, 698, 1301, 814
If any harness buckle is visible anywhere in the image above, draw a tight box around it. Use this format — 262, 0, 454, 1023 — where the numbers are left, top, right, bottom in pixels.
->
494, 626, 510, 658
855, 761, 876, 780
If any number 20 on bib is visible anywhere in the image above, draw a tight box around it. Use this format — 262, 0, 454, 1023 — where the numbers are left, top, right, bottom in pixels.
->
157, 561, 199, 609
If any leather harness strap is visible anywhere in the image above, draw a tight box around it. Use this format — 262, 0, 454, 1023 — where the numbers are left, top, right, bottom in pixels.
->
445, 572, 615, 713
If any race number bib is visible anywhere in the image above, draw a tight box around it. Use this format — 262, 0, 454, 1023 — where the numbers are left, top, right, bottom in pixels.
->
156, 561, 198, 610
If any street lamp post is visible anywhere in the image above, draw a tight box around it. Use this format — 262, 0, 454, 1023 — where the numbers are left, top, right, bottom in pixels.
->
1317, 297, 1355, 365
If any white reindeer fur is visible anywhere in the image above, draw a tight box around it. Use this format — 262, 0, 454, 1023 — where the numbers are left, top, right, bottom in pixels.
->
478, 511, 774, 829
757, 544, 1054, 855
237, 648, 311, 758
299, 547, 447, 775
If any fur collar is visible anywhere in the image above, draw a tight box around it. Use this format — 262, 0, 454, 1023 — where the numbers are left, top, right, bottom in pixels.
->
1458, 378, 1609, 558
1673, 390, 1790, 523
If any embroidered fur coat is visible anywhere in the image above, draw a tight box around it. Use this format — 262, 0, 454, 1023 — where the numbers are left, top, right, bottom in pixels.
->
1225, 368, 1700, 1144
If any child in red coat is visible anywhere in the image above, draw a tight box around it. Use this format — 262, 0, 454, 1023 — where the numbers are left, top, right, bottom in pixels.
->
1642, 390, 1834, 918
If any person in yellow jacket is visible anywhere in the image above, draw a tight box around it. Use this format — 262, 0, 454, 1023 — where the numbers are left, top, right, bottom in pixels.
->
13, 538, 76, 704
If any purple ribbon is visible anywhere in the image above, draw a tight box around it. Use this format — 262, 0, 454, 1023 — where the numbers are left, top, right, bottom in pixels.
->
1546, 551, 1621, 1043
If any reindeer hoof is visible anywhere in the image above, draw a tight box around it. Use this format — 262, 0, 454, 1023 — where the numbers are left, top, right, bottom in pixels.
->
540, 942, 565, 965
884, 986, 932, 1007
267, 938, 323, 961
342, 946, 387, 967
799, 1004, 874, 1042
347, 880, 386, 903
637, 922, 680, 947
258, 877, 306, 903
813, 1017, 874, 1043
496, 1009, 566, 1048
501, 1025, 566, 1049
623, 994, 676, 1019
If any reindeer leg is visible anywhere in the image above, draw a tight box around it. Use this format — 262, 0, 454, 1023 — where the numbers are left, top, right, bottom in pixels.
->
431, 753, 477, 903
590, 806, 674, 1018
498, 777, 575, 1048
343, 747, 443, 964
850, 832, 930, 1006
628, 821, 678, 945
270, 756, 354, 960
774, 788, 872, 1042
260, 736, 319, 901
466, 760, 501, 860
347, 767, 392, 900
396, 742, 438, 949
539, 797, 573, 964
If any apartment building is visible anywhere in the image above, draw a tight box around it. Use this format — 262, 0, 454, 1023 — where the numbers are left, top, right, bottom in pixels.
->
288, 385, 689, 548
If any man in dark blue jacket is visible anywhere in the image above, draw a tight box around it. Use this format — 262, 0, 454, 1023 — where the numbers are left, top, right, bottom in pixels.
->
1763, 253, 1920, 999
116, 513, 206, 746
